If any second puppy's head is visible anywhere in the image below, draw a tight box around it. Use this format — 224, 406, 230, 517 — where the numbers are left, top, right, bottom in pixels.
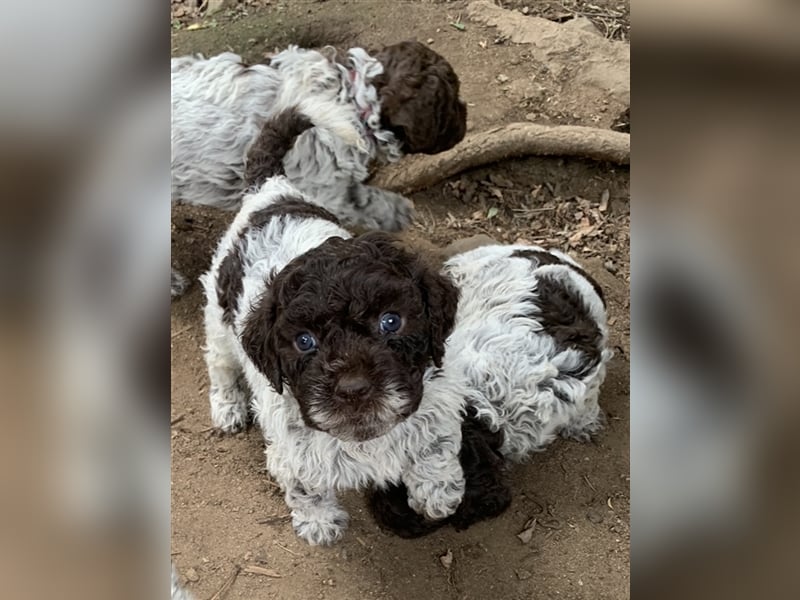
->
372, 41, 467, 155
241, 233, 459, 442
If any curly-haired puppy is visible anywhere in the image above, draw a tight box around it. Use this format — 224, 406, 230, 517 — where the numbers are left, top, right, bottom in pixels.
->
172, 40, 465, 225
368, 244, 612, 536
202, 176, 469, 545
203, 173, 610, 544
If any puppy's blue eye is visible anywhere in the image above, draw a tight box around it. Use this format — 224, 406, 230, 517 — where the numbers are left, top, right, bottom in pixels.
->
294, 332, 317, 352
379, 312, 402, 334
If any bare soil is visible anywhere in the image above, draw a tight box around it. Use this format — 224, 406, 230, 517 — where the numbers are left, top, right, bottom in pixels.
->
171, 2, 630, 598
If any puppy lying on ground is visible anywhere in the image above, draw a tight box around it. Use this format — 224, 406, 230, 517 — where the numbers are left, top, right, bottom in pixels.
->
369, 242, 612, 536
172, 40, 466, 296
202, 107, 610, 544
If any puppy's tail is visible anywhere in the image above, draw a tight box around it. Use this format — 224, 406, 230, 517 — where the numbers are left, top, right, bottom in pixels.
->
243, 107, 315, 188
244, 97, 367, 189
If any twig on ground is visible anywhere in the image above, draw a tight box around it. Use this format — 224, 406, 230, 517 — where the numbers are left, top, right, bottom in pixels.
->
274, 542, 301, 556
256, 514, 291, 525
243, 564, 282, 578
207, 564, 240, 600
172, 324, 194, 339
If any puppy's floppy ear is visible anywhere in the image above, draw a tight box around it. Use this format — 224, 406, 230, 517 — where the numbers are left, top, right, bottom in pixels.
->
417, 262, 459, 367
240, 290, 284, 394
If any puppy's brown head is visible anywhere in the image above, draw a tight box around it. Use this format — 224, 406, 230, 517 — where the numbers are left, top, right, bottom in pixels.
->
372, 41, 467, 155
241, 233, 459, 442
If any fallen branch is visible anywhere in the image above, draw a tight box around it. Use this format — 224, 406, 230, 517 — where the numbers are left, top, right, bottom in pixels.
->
369, 122, 629, 195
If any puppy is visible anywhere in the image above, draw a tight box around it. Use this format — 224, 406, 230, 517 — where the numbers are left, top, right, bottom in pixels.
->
172, 40, 466, 227
202, 175, 470, 545
369, 243, 612, 536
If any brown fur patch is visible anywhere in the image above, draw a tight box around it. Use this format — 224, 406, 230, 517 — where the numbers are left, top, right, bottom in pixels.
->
248, 197, 340, 229
534, 274, 603, 377
244, 107, 314, 188
511, 248, 606, 306
372, 41, 467, 154
216, 199, 340, 325
217, 242, 247, 325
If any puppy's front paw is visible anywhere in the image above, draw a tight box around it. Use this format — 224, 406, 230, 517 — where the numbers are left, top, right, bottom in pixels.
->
408, 480, 464, 521
292, 506, 349, 546
383, 196, 414, 232
209, 385, 248, 433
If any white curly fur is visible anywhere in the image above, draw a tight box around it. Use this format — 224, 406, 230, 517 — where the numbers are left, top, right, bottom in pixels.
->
171, 564, 193, 600
171, 46, 409, 229
443, 245, 613, 461
202, 179, 611, 545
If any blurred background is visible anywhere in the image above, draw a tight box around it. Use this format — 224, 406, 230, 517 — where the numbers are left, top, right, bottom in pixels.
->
635, 0, 800, 597
0, 0, 797, 598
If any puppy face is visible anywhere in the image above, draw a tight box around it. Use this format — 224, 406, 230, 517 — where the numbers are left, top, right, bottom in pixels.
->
373, 41, 467, 155
241, 233, 459, 442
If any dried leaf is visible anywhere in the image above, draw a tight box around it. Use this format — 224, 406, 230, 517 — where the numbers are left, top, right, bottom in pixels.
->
568, 224, 597, 245
439, 549, 453, 568
599, 189, 610, 212
450, 21, 466, 31
516, 518, 537, 544
487, 207, 499, 219
489, 173, 513, 188
186, 22, 207, 31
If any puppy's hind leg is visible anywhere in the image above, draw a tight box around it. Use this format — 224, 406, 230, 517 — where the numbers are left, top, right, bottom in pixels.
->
204, 304, 248, 433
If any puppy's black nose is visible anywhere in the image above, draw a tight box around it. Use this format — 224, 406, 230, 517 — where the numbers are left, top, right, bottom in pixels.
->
335, 375, 371, 398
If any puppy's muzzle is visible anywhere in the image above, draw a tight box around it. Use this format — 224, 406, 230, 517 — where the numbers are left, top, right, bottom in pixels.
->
333, 374, 373, 402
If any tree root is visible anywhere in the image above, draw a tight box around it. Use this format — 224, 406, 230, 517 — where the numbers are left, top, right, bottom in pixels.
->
369, 122, 630, 194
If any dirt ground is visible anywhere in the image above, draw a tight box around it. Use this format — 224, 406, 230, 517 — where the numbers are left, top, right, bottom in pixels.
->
171, 2, 630, 598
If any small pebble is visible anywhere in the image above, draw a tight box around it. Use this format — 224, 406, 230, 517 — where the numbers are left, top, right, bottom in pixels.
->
516, 569, 533, 580
185, 567, 199, 582
427, 38, 434, 44
586, 508, 605, 524
496, 74, 509, 83
604, 260, 618, 274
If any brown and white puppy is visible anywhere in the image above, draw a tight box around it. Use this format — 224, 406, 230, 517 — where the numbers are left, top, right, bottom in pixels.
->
202, 175, 468, 546
172, 40, 467, 295
172, 39, 467, 210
